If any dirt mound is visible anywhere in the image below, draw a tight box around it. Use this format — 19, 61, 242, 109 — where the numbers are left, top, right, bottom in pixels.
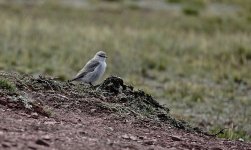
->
0, 72, 250, 150
1, 72, 197, 131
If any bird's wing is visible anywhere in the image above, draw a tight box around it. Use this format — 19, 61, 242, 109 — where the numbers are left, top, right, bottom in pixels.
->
70, 60, 100, 81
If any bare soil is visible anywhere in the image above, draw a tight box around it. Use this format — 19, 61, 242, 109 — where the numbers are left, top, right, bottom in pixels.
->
0, 72, 250, 150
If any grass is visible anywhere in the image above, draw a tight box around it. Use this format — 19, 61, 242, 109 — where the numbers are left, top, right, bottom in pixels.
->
0, 79, 16, 93
0, 0, 251, 141
211, 126, 250, 141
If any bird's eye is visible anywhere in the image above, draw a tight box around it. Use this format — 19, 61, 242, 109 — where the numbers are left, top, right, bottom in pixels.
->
98, 54, 105, 58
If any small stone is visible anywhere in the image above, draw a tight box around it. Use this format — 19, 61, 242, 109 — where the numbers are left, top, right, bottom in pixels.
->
123, 120, 129, 123
129, 135, 137, 141
138, 136, 146, 140
28, 142, 38, 150
35, 139, 50, 147
90, 109, 96, 113
170, 136, 182, 141
41, 135, 51, 141
79, 131, 87, 135
107, 127, 114, 131
44, 121, 57, 125
2, 142, 11, 148
28, 145, 37, 150
31, 112, 39, 119
143, 140, 156, 145
107, 139, 113, 145
238, 138, 244, 142
121, 134, 130, 139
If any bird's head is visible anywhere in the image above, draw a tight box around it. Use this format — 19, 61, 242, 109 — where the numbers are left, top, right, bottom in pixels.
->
94, 51, 107, 61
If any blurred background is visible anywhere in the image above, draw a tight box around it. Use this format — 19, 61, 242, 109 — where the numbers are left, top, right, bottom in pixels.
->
0, 0, 250, 141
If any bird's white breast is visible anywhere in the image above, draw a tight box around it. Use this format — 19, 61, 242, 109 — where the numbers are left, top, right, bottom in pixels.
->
97, 61, 106, 79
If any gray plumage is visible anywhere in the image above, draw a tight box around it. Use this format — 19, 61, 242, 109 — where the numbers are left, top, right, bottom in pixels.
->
70, 51, 107, 85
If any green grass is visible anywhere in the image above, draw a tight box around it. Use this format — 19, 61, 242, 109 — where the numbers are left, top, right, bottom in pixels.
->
211, 127, 251, 141
0, 0, 250, 141
0, 79, 16, 93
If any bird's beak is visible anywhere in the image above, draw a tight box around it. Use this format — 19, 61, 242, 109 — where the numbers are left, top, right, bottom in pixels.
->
105, 56, 108, 58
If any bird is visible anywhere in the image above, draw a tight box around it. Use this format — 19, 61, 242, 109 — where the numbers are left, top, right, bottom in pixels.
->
69, 51, 107, 86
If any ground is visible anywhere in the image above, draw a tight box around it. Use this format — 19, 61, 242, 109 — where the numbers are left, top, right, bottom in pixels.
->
0, 72, 250, 150
0, 0, 251, 140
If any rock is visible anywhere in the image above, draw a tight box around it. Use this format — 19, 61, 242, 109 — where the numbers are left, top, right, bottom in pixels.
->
35, 139, 50, 147
27, 144, 38, 150
121, 134, 138, 141
30, 112, 39, 119
41, 135, 51, 141
238, 138, 244, 142
90, 109, 96, 113
170, 136, 182, 141
121, 134, 130, 139
107, 127, 114, 131
129, 135, 137, 141
2, 142, 11, 148
106, 139, 114, 145
138, 136, 146, 140
143, 139, 157, 145
44, 121, 57, 125
79, 131, 87, 135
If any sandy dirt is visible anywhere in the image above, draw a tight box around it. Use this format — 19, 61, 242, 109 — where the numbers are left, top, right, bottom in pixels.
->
0, 73, 250, 150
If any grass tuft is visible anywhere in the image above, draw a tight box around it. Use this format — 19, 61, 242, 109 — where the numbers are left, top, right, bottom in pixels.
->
0, 79, 16, 93
182, 6, 200, 16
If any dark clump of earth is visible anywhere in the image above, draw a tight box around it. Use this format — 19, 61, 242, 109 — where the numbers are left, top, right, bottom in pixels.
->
0, 71, 250, 150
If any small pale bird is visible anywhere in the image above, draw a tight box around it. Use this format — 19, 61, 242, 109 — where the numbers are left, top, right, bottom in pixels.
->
69, 51, 107, 86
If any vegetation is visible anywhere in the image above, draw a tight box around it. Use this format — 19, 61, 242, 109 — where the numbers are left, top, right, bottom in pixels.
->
0, 0, 250, 141
0, 78, 16, 93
